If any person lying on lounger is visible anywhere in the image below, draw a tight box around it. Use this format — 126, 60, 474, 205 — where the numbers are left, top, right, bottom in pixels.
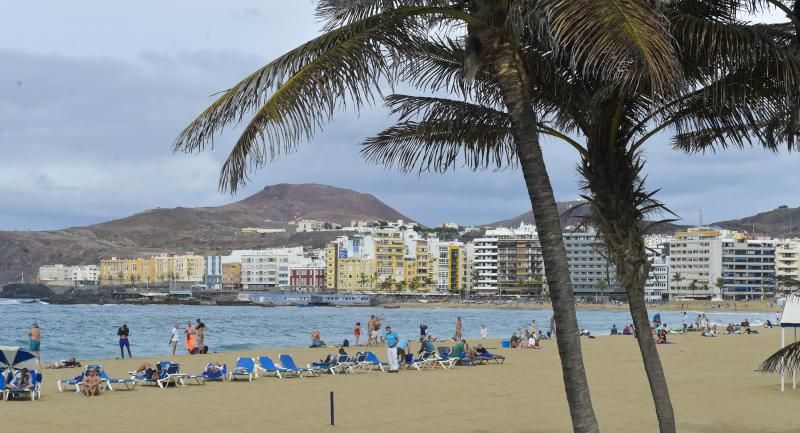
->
206, 362, 225, 374
133, 362, 162, 381
82, 368, 101, 397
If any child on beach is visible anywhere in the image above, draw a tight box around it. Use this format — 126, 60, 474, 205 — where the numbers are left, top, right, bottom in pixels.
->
354, 322, 362, 346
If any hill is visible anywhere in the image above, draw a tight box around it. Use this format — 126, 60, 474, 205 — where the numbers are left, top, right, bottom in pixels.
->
712, 205, 800, 237
0, 184, 412, 284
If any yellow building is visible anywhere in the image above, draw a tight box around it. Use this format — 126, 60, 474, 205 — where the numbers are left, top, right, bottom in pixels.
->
374, 231, 405, 290
100, 253, 206, 285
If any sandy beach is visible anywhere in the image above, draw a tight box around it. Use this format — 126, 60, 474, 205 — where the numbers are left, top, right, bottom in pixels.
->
398, 299, 782, 313
4, 327, 798, 433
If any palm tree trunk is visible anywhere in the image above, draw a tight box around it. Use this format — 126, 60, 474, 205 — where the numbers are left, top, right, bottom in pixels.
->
582, 123, 676, 433
489, 34, 600, 433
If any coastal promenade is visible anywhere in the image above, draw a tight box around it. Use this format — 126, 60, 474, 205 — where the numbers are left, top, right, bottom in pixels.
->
6, 329, 798, 433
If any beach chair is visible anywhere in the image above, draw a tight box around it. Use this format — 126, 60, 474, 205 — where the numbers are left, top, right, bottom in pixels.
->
98, 367, 137, 390
57, 370, 85, 393
229, 357, 256, 382
157, 363, 186, 388
474, 351, 506, 365
188, 363, 226, 384
436, 347, 458, 369
5, 369, 42, 401
361, 352, 385, 372
350, 352, 369, 372
410, 351, 435, 370
279, 354, 319, 377
329, 354, 355, 375
0, 370, 7, 401
255, 356, 291, 378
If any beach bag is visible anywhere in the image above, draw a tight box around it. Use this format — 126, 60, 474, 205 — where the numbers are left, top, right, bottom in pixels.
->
342, 339, 350, 347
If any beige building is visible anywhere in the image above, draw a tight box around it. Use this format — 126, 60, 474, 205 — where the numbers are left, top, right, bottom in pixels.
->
100, 253, 205, 285
776, 239, 800, 281
668, 228, 723, 299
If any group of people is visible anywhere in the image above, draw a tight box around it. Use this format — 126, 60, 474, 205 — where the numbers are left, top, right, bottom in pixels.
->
509, 319, 549, 349
170, 319, 208, 355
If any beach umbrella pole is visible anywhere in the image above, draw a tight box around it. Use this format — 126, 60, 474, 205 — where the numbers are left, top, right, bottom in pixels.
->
781, 327, 785, 392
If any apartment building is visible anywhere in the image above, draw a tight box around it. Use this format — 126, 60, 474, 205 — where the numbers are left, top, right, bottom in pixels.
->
563, 230, 622, 300
289, 265, 326, 292
720, 235, 776, 300
667, 228, 723, 299
430, 240, 464, 294
644, 241, 670, 302
221, 263, 241, 289
39, 264, 99, 286
205, 256, 222, 289
776, 239, 800, 280
473, 224, 545, 296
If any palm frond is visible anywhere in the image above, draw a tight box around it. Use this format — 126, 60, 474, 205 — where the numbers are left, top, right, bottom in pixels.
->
315, 0, 456, 30
175, 7, 456, 192
760, 340, 800, 373
531, 0, 681, 92
361, 95, 515, 172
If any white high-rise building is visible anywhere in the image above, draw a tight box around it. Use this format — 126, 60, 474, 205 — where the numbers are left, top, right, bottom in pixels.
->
473, 224, 545, 296
644, 240, 670, 302
563, 230, 621, 300
667, 228, 724, 299
235, 247, 309, 290
720, 235, 776, 300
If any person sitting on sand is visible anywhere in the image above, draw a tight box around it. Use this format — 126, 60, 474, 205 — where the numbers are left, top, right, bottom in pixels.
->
765, 320, 774, 328
510, 332, 520, 348
526, 333, 539, 349
9, 368, 34, 391
745, 325, 758, 334
656, 329, 668, 344
81, 367, 102, 397
310, 329, 324, 348
741, 319, 750, 328
622, 325, 632, 335
580, 329, 595, 339
610, 324, 619, 335
726, 324, 735, 334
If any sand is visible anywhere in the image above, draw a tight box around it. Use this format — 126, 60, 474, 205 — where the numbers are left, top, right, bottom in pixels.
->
398, 299, 782, 313
5, 329, 799, 433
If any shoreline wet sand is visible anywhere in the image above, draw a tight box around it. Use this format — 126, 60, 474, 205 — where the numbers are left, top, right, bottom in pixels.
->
7, 328, 798, 433
398, 299, 782, 313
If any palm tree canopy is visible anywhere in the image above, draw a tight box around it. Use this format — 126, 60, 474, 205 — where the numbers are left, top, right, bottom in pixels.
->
175, 0, 685, 193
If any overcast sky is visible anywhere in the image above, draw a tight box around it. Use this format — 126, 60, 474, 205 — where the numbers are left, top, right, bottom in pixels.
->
1, 1, 797, 230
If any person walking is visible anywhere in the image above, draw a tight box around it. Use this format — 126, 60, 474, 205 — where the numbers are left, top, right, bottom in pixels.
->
169, 323, 180, 356
27, 321, 41, 367
117, 323, 132, 359
196, 319, 207, 353
384, 325, 399, 373
366, 315, 376, 346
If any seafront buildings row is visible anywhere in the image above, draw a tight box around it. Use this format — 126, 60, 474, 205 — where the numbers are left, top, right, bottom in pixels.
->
37, 221, 800, 301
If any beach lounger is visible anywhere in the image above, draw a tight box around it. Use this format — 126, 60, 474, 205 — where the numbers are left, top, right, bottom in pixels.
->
157, 363, 186, 388
57, 371, 85, 393
329, 354, 355, 375
279, 354, 319, 377
410, 351, 435, 370
474, 352, 506, 365
97, 366, 137, 391
436, 347, 459, 369
4, 369, 42, 401
187, 363, 226, 384
229, 357, 256, 382
255, 356, 291, 378
360, 352, 385, 372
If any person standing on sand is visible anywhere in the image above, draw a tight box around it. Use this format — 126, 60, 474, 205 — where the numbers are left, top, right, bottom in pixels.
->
117, 323, 132, 359
454, 317, 463, 341
384, 325, 399, 373
185, 321, 196, 354
419, 323, 428, 342
353, 322, 362, 346
373, 315, 384, 344
170, 323, 180, 356
27, 321, 41, 366
682, 312, 688, 333
480, 324, 488, 339
366, 316, 375, 346
196, 319, 207, 353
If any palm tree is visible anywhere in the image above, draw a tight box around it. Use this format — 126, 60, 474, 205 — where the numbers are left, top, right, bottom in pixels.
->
715, 277, 725, 298
360, 3, 800, 430
672, 273, 684, 295
689, 280, 698, 298
174, 2, 692, 432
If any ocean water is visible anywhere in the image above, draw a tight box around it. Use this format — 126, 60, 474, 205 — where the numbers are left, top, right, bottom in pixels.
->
0, 299, 775, 362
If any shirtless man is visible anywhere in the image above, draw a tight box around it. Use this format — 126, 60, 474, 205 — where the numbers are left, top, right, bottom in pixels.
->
196, 319, 207, 353
28, 321, 41, 366
373, 315, 384, 344
81, 368, 102, 396
367, 315, 376, 346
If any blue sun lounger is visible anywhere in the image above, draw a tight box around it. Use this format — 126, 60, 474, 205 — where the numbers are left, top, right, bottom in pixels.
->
279, 354, 319, 377
4, 369, 42, 401
98, 367, 137, 390
255, 356, 291, 378
229, 357, 256, 382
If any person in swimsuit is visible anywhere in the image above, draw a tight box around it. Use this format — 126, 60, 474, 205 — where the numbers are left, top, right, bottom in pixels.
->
117, 323, 131, 359
28, 321, 41, 366
196, 319, 207, 353
9, 368, 34, 392
454, 317, 463, 341
353, 322, 362, 346
185, 321, 196, 354
81, 368, 102, 396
